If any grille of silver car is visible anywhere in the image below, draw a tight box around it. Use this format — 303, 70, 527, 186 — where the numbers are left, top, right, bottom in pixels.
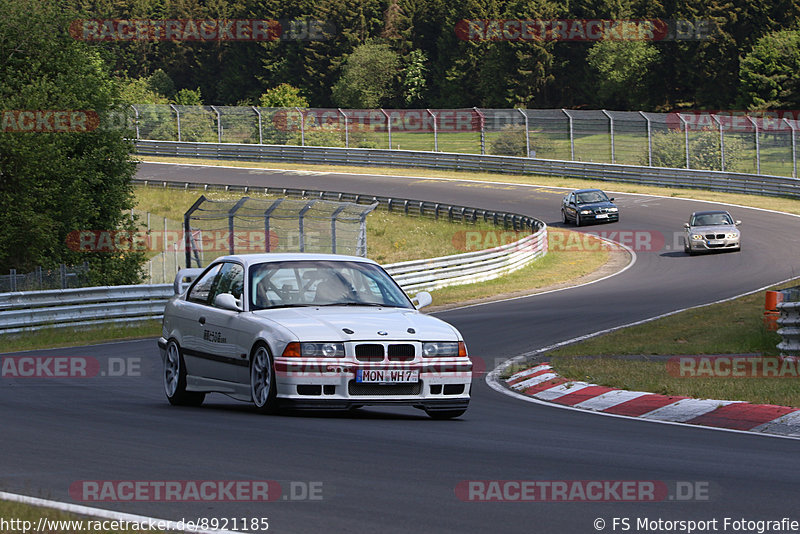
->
705, 233, 725, 239
355, 344, 384, 362
348, 381, 422, 396
388, 344, 415, 361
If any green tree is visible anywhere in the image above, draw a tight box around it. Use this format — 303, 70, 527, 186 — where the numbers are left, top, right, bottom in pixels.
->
0, 0, 144, 284
586, 40, 660, 108
401, 49, 427, 106
258, 84, 309, 108
331, 41, 400, 108
739, 30, 800, 109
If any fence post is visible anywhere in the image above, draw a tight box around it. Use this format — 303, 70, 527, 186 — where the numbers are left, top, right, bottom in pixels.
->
518, 109, 530, 158
228, 197, 249, 255
10, 269, 16, 292
184, 196, 206, 268
562, 109, 575, 160
298, 200, 317, 253
427, 109, 438, 151
169, 104, 181, 142
712, 114, 725, 171
639, 111, 652, 166
747, 115, 760, 174
381, 109, 391, 149
211, 105, 222, 143
331, 205, 347, 254
473, 107, 485, 155
784, 118, 797, 179
337, 108, 349, 148
677, 113, 690, 169
131, 105, 140, 139
60, 264, 67, 289
601, 109, 614, 164
252, 106, 263, 144
296, 107, 305, 146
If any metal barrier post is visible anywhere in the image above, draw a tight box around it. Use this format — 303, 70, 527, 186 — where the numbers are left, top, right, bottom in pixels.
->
331, 205, 347, 254
338, 108, 348, 148
518, 109, 530, 158
602, 109, 615, 164
639, 111, 652, 166
678, 113, 690, 169
296, 107, 305, 146
712, 115, 725, 171
474, 107, 485, 155
427, 109, 438, 151
211, 105, 222, 143
170, 104, 181, 142
228, 197, 249, 255
784, 118, 798, 178
131, 105, 140, 139
252, 106, 263, 144
562, 109, 575, 160
747, 116, 760, 174
381, 109, 391, 149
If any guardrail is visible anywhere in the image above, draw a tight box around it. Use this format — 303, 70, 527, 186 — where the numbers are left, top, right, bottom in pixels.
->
0, 184, 546, 333
777, 288, 800, 359
135, 139, 800, 200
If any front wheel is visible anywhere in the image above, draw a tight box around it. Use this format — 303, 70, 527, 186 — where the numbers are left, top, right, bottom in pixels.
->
251, 343, 278, 414
425, 409, 467, 420
164, 340, 205, 406
562, 210, 568, 224
575, 213, 582, 227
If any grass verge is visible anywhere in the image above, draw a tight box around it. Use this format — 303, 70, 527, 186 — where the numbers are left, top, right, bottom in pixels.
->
542, 280, 800, 407
0, 500, 164, 534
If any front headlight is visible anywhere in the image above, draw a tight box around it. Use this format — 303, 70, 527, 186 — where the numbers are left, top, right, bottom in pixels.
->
726, 233, 738, 239
608, 207, 618, 212
691, 234, 704, 240
300, 342, 345, 358
580, 210, 592, 215
422, 341, 468, 357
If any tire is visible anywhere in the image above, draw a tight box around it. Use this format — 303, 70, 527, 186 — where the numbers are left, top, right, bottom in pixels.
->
425, 409, 467, 420
562, 210, 568, 224
575, 213, 581, 227
164, 339, 205, 407
250, 343, 278, 414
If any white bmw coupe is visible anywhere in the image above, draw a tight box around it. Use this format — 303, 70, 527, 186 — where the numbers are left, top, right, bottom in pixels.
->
158, 254, 472, 419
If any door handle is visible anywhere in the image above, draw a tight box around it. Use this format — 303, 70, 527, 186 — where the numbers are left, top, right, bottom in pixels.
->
199, 316, 206, 325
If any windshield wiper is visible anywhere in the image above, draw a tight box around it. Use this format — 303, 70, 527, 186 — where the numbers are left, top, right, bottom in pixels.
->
313, 302, 394, 307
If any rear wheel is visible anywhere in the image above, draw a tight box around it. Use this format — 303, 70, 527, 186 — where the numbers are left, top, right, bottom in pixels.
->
425, 409, 467, 420
251, 343, 278, 414
164, 340, 205, 406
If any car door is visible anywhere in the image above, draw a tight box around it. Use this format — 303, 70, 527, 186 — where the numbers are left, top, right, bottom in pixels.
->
565, 193, 576, 220
197, 261, 250, 384
179, 263, 223, 379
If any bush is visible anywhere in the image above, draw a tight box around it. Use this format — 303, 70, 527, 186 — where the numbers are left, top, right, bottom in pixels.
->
645, 130, 745, 171
490, 125, 555, 157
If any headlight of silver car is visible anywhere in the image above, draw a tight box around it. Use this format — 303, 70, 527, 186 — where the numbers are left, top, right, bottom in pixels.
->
422, 341, 467, 357
691, 234, 703, 240
300, 342, 345, 358
726, 233, 738, 239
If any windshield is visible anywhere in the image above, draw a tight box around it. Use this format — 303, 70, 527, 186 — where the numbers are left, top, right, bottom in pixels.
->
249, 260, 414, 310
576, 191, 609, 204
691, 213, 733, 226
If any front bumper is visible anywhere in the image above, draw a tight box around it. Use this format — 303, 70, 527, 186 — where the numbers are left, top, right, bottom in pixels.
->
273, 357, 472, 409
688, 236, 740, 251
582, 212, 619, 223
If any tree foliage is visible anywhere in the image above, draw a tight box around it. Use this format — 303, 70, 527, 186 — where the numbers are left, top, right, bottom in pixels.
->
258, 84, 309, 108
331, 41, 400, 108
0, 0, 144, 283
738, 30, 800, 110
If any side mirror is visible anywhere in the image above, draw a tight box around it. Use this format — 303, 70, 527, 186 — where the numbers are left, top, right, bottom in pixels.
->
684, 222, 690, 228
735, 220, 742, 226
412, 291, 433, 310
214, 293, 242, 312
609, 197, 615, 202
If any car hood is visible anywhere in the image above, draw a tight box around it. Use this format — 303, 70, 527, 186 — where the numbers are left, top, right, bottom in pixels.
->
251, 307, 460, 341
688, 224, 738, 233
577, 201, 616, 209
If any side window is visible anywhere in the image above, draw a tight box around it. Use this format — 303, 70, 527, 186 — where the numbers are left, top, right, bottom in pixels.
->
187, 264, 223, 305
210, 263, 245, 305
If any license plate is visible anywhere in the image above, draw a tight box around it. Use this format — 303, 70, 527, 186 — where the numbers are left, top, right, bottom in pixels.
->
595, 213, 609, 219
356, 369, 419, 384
707, 240, 722, 245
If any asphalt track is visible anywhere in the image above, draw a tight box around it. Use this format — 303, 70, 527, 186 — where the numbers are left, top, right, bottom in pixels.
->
3, 161, 800, 533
